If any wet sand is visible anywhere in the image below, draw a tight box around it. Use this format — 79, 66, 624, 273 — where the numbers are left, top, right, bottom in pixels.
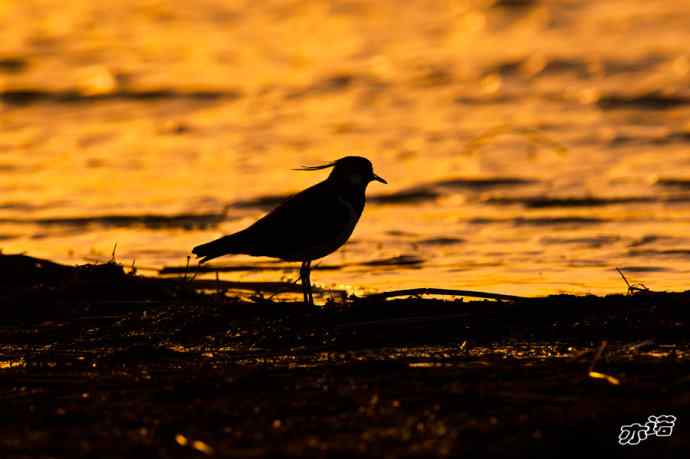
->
1, 254, 688, 458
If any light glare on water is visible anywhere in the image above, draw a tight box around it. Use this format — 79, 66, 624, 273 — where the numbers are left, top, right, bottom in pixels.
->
3, 1, 690, 297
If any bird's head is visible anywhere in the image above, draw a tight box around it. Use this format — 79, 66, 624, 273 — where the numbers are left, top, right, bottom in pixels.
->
296, 156, 387, 189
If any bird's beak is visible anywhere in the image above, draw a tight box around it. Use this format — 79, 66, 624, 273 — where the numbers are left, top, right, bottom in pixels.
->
372, 173, 387, 184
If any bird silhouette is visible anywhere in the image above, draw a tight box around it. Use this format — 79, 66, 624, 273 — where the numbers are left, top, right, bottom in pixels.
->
192, 156, 387, 305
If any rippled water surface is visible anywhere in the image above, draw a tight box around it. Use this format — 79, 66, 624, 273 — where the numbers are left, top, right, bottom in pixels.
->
4, 0, 690, 297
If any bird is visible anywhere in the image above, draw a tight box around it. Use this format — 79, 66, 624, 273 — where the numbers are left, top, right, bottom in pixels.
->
192, 156, 387, 305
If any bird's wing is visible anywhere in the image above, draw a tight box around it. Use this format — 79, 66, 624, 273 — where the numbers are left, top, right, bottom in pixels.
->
239, 180, 360, 259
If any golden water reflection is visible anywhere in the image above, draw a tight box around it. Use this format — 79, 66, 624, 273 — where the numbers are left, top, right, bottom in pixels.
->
3, 1, 690, 296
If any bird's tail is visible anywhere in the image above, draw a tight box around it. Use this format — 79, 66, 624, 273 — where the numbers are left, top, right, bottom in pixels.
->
192, 234, 244, 264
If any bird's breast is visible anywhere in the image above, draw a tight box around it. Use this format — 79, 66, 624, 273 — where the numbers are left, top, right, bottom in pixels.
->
296, 193, 362, 261
334, 195, 361, 244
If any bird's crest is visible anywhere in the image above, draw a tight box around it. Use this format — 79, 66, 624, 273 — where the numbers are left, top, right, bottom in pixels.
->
293, 160, 337, 171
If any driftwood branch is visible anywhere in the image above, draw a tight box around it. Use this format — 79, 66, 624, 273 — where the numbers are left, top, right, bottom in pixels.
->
364, 288, 526, 302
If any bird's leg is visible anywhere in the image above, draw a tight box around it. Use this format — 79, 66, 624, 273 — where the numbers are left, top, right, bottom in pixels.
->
300, 261, 311, 305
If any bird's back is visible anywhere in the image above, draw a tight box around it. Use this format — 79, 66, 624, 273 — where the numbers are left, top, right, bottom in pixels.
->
193, 179, 365, 262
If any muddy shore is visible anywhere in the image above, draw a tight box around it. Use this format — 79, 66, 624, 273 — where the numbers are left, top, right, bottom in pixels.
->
1, 254, 688, 458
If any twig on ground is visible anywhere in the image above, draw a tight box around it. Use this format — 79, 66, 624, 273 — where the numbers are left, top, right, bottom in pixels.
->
589, 340, 608, 373
110, 243, 118, 263
183, 259, 201, 284
587, 340, 620, 385
626, 340, 655, 353
616, 268, 650, 295
364, 288, 525, 302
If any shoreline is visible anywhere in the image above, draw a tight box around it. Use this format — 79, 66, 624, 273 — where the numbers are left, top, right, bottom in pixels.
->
1, 253, 688, 457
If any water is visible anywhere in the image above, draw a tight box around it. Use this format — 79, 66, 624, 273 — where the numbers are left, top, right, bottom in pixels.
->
3, 0, 690, 297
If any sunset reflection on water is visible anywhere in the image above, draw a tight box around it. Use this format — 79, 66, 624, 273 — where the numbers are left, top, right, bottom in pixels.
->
3, 1, 690, 297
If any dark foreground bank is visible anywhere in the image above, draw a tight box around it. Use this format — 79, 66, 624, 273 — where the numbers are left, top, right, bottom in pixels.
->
0, 254, 688, 458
